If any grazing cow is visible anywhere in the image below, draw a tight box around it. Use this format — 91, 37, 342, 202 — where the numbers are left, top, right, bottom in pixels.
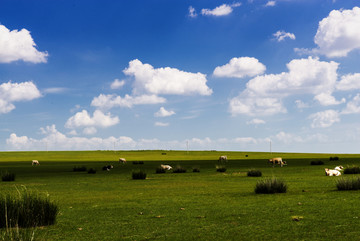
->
325, 168, 341, 176
32, 160, 40, 166
334, 166, 344, 172
119, 158, 126, 164
160, 164, 172, 170
218, 155, 228, 163
268, 157, 286, 167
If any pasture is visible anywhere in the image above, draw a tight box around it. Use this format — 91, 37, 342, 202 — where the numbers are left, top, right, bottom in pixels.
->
1, 150, 360, 240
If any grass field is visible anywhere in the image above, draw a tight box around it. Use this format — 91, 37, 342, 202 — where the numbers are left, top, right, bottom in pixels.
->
1, 150, 360, 240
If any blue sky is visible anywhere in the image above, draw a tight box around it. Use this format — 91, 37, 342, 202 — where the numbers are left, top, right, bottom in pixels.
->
1, 0, 360, 153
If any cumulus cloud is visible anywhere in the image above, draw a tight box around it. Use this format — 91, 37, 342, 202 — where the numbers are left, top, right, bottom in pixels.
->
123, 59, 212, 96
91, 94, 166, 109
342, 94, 360, 114
0, 81, 42, 114
309, 110, 340, 128
229, 57, 339, 116
65, 110, 119, 130
188, 6, 197, 18
154, 107, 175, 117
265, 1, 276, 7
273, 30, 296, 42
313, 92, 345, 106
0, 24, 48, 63
213, 57, 266, 78
201, 3, 241, 17
312, 7, 360, 57
110, 79, 125, 89
336, 73, 360, 91
246, 118, 266, 125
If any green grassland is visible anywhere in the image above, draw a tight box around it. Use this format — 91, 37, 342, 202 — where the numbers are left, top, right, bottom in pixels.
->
1, 150, 360, 240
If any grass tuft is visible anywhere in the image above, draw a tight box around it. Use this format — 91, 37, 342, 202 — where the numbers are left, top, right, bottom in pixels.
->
155, 166, 166, 174
247, 169, 262, 177
216, 165, 226, 172
255, 178, 287, 194
344, 166, 360, 174
310, 160, 324, 165
73, 166, 87, 172
132, 170, 147, 179
2, 172, 15, 182
192, 167, 200, 173
336, 177, 360, 191
173, 165, 187, 173
87, 168, 96, 174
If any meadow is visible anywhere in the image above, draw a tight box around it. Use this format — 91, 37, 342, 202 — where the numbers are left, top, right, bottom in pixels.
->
1, 150, 360, 240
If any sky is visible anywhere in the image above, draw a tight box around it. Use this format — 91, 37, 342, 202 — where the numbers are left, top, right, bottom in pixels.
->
1, 0, 360, 153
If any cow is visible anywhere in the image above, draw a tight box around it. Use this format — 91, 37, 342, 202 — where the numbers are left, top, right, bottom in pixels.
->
32, 160, 40, 166
268, 157, 286, 167
334, 166, 344, 172
160, 164, 172, 170
218, 155, 228, 163
325, 168, 341, 176
103, 165, 114, 171
119, 158, 126, 164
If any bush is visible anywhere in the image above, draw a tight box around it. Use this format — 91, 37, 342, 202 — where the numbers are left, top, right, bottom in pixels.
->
344, 166, 360, 174
155, 166, 166, 174
310, 160, 324, 165
255, 178, 287, 194
336, 178, 360, 191
2, 172, 15, 182
329, 156, 339, 161
87, 168, 96, 174
132, 170, 147, 179
173, 165, 187, 173
73, 166, 87, 172
247, 169, 262, 177
216, 165, 226, 172
133, 161, 144, 165
0, 188, 58, 228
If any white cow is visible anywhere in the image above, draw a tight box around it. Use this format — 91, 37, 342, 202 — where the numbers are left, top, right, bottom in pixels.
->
334, 166, 344, 172
218, 155, 227, 163
325, 168, 341, 176
160, 164, 172, 170
119, 158, 126, 164
32, 160, 40, 166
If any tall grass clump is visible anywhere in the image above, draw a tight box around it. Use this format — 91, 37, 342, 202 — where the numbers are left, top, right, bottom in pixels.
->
255, 178, 287, 194
87, 168, 96, 174
73, 166, 87, 172
0, 188, 58, 228
192, 167, 200, 173
216, 165, 226, 172
155, 166, 166, 174
247, 169, 262, 177
344, 166, 360, 174
329, 156, 339, 161
173, 165, 187, 173
310, 160, 324, 165
0, 226, 36, 241
2, 172, 15, 182
132, 170, 147, 179
336, 178, 360, 191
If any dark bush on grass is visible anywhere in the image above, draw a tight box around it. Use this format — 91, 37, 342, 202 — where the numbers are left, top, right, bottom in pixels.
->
329, 156, 339, 161
247, 169, 262, 177
173, 165, 187, 173
132, 170, 147, 179
132, 161, 144, 165
336, 178, 360, 191
87, 168, 96, 174
310, 160, 324, 165
0, 189, 58, 228
2, 172, 15, 182
255, 178, 287, 194
192, 167, 200, 173
216, 165, 226, 172
344, 166, 360, 174
73, 166, 87, 172
155, 166, 166, 174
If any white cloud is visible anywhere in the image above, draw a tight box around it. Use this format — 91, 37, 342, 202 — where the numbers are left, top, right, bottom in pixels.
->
313, 7, 360, 57
313, 92, 345, 106
213, 57, 266, 78
65, 110, 119, 129
83, 127, 97, 135
43, 87, 67, 94
229, 57, 339, 116
295, 100, 309, 109
336, 73, 360, 91
123, 59, 212, 96
0, 81, 42, 114
265, 1, 276, 7
273, 30, 295, 42
155, 122, 169, 127
0, 24, 48, 63
110, 79, 125, 89
246, 118, 266, 125
154, 107, 175, 117
342, 94, 360, 114
201, 3, 241, 17
309, 110, 340, 128
91, 94, 166, 109
188, 6, 197, 18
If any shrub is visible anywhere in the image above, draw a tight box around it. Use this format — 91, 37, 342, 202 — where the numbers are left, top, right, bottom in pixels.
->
2, 172, 15, 182
329, 156, 339, 161
155, 166, 166, 174
310, 160, 324, 165
344, 166, 360, 174
216, 165, 226, 172
73, 166, 87, 172
132, 170, 147, 179
87, 168, 96, 174
173, 165, 187, 173
247, 169, 262, 177
336, 178, 360, 191
192, 167, 200, 173
0, 188, 58, 228
255, 178, 287, 194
